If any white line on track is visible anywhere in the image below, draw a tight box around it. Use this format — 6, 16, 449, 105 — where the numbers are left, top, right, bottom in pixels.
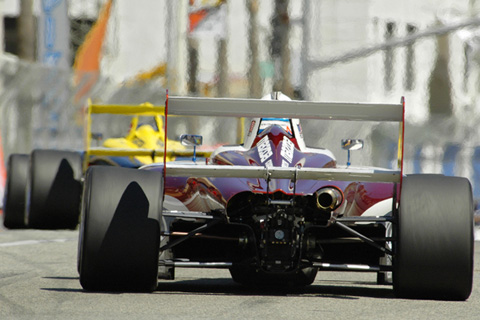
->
0, 238, 77, 247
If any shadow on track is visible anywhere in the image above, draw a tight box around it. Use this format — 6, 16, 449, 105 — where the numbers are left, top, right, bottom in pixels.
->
43, 276, 79, 280
155, 277, 395, 300
41, 275, 395, 299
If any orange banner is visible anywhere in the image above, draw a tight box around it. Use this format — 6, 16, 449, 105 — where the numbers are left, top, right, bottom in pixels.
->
73, 0, 113, 72
73, 0, 113, 103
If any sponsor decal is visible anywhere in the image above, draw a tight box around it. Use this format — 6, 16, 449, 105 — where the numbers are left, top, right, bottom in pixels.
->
248, 120, 256, 136
281, 136, 294, 163
297, 124, 303, 138
286, 125, 292, 135
257, 136, 273, 163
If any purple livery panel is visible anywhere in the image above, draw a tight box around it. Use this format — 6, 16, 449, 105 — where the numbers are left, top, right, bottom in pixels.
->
147, 126, 395, 217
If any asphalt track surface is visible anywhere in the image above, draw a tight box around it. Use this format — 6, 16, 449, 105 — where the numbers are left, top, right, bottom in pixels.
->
0, 226, 479, 320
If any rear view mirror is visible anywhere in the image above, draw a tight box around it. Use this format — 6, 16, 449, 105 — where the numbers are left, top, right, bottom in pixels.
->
341, 139, 364, 151
91, 133, 103, 146
180, 134, 203, 147
341, 139, 364, 166
180, 134, 203, 162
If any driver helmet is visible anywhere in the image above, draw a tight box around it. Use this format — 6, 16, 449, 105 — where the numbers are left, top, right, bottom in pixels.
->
258, 118, 293, 135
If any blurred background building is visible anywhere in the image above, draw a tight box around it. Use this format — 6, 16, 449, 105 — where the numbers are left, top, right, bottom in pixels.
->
2, 0, 480, 202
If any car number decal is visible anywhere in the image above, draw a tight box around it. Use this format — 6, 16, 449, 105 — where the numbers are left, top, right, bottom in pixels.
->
248, 120, 256, 136
281, 136, 294, 163
257, 136, 273, 163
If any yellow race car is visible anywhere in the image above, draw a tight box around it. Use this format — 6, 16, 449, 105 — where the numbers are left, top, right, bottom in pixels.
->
85, 102, 186, 169
90, 113, 185, 167
3, 101, 204, 230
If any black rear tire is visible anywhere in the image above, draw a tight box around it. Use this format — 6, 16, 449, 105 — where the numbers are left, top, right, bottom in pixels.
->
393, 174, 474, 300
3, 154, 29, 229
27, 149, 82, 229
78, 166, 162, 292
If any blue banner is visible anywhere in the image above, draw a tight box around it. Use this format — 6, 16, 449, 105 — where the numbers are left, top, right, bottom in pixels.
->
37, 0, 70, 69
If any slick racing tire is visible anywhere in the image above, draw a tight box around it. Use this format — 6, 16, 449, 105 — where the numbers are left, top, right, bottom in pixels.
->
3, 154, 29, 229
78, 166, 162, 292
229, 266, 317, 287
27, 150, 82, 229
393, 174, 474, 300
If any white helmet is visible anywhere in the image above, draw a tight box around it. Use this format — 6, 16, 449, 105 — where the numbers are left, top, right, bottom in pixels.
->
243, 92, 306, 151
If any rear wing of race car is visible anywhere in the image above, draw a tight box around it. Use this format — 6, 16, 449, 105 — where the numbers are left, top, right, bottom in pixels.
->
163, 95, 405, 185
84, 100, 211, 171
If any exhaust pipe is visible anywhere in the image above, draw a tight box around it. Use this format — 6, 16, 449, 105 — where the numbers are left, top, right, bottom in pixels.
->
315, 187, 343, 211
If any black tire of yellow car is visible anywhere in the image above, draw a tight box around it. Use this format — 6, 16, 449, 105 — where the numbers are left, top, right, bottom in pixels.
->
229, 266, 318, 287
78, 166, 162, 292
3, 154, 29, 229
393, 174, 474, 300
27, 150, 83, 229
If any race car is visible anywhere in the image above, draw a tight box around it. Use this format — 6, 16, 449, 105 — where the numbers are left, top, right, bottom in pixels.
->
78, 93, 474, 300
85, 102, 188, 169
2, 101, 196, 230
